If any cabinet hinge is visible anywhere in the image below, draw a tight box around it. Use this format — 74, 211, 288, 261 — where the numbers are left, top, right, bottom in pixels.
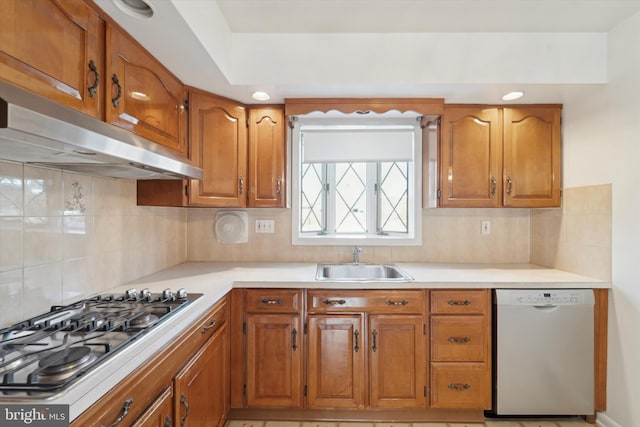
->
184, 184, 189, 198
243, 384, 246, 396
183, 99, 189, 111
304, 323, 307, 334
423, 323, 426, 335
242, 322, 246, 334
304, 385, 307, 397
424, 386, 427, 397
436, 189, 441, 199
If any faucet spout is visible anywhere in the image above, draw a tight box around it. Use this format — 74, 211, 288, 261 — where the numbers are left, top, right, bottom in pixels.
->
353, 246, 362, 264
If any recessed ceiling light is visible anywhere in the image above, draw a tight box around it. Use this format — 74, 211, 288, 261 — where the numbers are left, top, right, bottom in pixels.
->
502, 91, 524, 101
252, 91, 271, 101
113, 0, 154, 19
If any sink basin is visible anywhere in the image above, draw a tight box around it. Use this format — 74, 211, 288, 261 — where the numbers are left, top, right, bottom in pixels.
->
316, 263, 413, 282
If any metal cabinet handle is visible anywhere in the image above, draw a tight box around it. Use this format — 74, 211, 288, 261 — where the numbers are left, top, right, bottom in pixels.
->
490, 176, 497, 195
385, 299, 408, 306
448, 383, 471, 391
105, 398, 133, 427
261, 298, 282, 305
354, 329, 360, 353
322, 299, 346, 305
448, 300, 471, 306
201, 319, 216, 333
292, 328, 298, 351
111, 74, 122, 108
276, 177, 282, 195
239, 176, 245, 195
164, 415, 172, 427
372, 330, 378, 352
448, 336, 471, 343
506, 176, 513, 195
180, 393, 190, 427
88, 60, 99, 98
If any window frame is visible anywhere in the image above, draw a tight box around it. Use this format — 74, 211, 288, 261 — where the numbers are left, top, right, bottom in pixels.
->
291, 115, 422, 246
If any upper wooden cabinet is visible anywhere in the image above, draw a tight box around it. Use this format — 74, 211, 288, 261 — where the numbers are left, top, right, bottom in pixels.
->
188, 89, 248, 207
106, 24, 187, 155
0, 0, 104, 118
137, 91, 286, 208
439, 105, 561, 208
503, 107, 561, 207
248, 107, 286, 208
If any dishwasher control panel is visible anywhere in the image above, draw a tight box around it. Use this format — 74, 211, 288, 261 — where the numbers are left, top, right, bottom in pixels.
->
496, 289, 594, 306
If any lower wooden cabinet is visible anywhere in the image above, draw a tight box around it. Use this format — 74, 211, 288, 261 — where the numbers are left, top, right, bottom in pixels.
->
175, 322, 229, 427
71, 296, 230, 427
429, 289, 491, 409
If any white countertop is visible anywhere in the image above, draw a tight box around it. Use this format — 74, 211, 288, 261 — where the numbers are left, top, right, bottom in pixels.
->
0, 262, 608, 420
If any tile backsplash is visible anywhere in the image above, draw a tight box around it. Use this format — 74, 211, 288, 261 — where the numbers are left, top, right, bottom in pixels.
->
530, 184, 612, 281
187, 207, 531, 264
0, 161, 187, 328
0, 158, 611, 329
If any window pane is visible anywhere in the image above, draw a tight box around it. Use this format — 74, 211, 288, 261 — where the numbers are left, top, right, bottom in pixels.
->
334, 162, 367, 233
378, 162, 409, 233
301, 163, 324, 233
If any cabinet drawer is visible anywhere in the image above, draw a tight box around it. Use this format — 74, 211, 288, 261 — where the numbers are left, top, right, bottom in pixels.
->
245, 289, 302, 313
197, 298, 229, 344
431, 290, 488, 314
308, 290, 425, 314
430, 362, 490, 409
431, 316, 487, 361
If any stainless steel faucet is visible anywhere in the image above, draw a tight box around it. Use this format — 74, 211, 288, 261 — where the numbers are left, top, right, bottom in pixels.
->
353, 246, 362, 264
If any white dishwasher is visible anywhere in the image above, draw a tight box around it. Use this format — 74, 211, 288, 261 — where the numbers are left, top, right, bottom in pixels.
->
494, 289, 594, 416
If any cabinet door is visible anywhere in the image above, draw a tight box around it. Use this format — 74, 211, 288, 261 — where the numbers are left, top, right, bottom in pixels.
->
440, 106, 502, 207
368, 315, 427, 409
245, 314, 302, 408
306, 315, 365, 409
248, 107, 286, 207
131, 387, 174, 427
503, 107, 561, 207
0, 0, 103, 117
188, 89, 248, 207
174, 324, 229, 427
106, 25, 186, 154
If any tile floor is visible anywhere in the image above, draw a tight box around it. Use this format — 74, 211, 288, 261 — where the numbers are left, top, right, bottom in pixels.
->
226, 420, 594, 427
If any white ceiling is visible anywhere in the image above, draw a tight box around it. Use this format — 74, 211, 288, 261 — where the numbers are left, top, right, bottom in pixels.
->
96, 0, 640, 105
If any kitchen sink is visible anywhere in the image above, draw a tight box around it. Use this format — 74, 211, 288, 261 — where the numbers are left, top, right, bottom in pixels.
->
315, 263, 413, 282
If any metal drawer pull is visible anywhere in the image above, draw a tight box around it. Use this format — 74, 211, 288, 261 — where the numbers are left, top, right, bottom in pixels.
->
201, 319, 216, 333
448, 300, 471, 306
261, 298, 282, 305
292, 328, 298, 351
276, 177, 282, 195
323, 299, 346, 305
180, 393, 190, 427
239, 176, 245, 195
372, 330, 378, 352
87, 60, 99, 98
506, 176, 513, 195
111, 74, 122, 108
385, 299, 408, 306
448, 383, 471, 391
354, 329, 360, 353
448, 336, 471, 343
490, 176, 497, 195
106, 398, 133, 427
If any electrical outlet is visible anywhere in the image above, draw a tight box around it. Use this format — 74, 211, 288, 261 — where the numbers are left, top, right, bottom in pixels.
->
481, 220, 491, 235
255, 219, 275, 233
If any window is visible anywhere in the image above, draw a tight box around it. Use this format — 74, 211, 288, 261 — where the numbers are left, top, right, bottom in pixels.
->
291, 114, 422, 246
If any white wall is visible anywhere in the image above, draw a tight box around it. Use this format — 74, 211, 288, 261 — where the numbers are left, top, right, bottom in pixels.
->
562, 11, 640, 427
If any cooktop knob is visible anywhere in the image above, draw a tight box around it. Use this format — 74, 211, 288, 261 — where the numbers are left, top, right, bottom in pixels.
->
162, 288, 174, 300
140, 288, 151, 300
176, 288, 188, 299
125, 288, 138, 300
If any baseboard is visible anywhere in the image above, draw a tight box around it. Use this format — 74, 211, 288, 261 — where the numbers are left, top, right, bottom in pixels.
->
596, 412, 624, 427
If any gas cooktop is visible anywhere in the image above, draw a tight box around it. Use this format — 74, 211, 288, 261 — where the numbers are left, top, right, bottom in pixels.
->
0, 288, 201, 396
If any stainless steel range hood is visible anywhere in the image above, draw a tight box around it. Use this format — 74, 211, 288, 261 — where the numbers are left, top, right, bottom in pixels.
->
0, 80, 203, 180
